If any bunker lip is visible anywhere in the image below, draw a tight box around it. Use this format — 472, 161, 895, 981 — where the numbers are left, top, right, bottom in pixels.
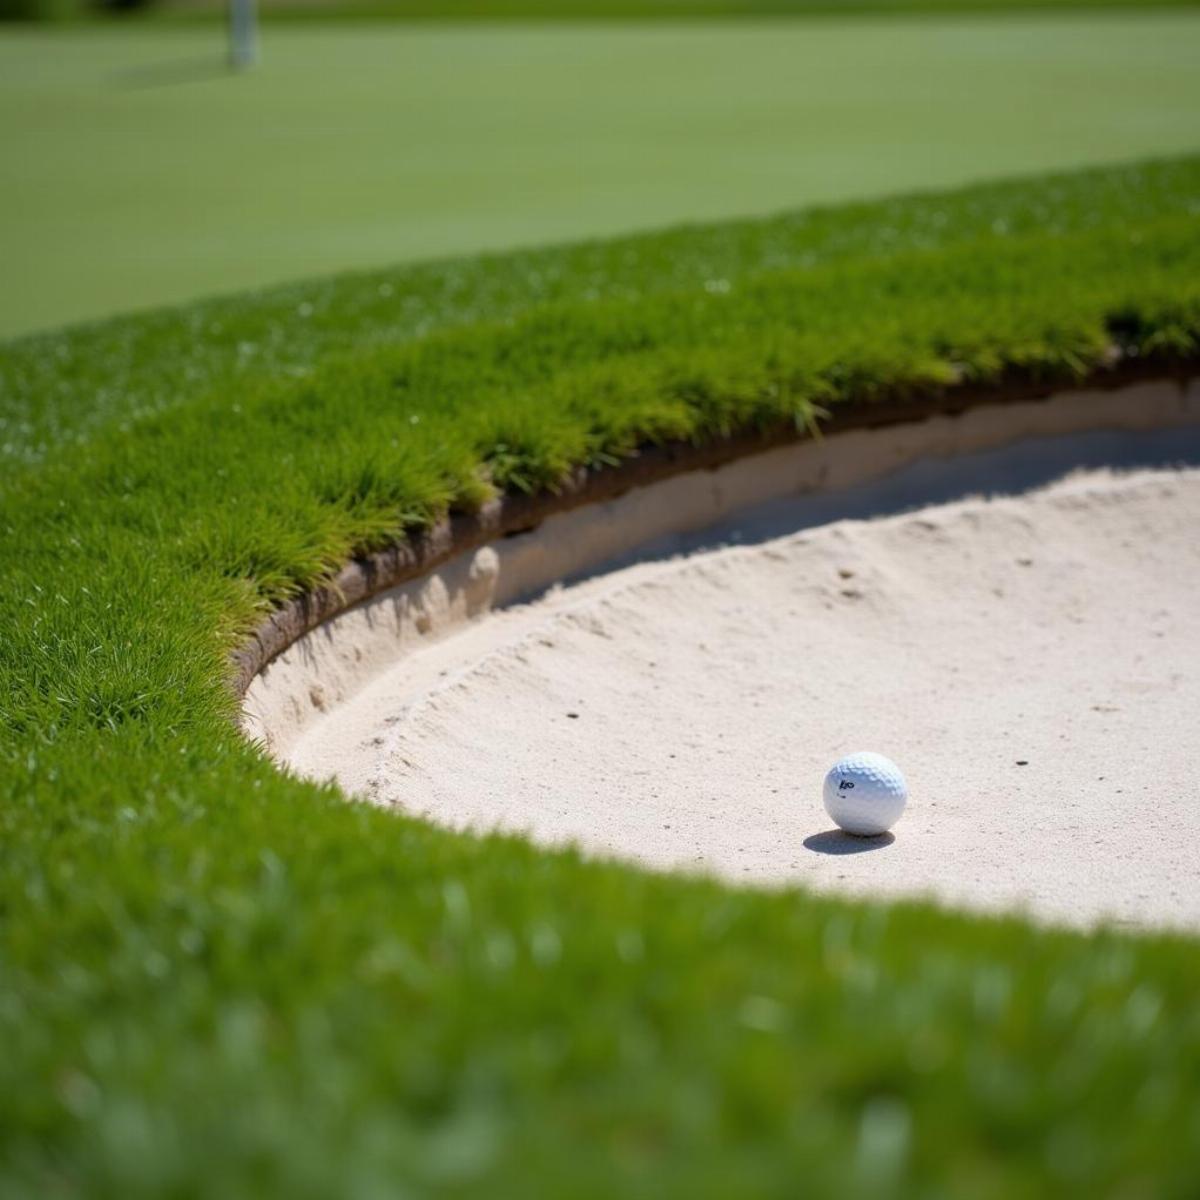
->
240, 362, 1200, 929
231, 353, 1197, 698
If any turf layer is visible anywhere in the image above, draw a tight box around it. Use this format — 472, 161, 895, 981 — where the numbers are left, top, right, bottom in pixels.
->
3, 158, 1200, 1195
160, 0, 1200, 21
3, 12, 1200, 337
159, 0, 1200, 17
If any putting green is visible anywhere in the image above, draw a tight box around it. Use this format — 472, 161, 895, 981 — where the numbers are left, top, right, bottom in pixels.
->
2, 12, 1199, 337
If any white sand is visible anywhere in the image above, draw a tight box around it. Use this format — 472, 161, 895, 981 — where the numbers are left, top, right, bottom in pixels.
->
245, 382, 1200, 754
282, 460, 1200, 931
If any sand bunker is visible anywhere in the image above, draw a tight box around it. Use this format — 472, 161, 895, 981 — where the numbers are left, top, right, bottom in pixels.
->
280, 450, 1200, 931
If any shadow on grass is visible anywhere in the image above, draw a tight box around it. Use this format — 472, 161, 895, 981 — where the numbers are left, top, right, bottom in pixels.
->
803, 829, 894, 855
111, 58, 233, 90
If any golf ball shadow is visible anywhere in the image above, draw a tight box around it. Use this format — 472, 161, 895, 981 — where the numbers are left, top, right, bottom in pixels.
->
803, 829, 896, 855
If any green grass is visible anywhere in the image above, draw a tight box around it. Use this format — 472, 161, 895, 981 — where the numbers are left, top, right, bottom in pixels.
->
160, 0, 1200, 19
3, 13, 1200, 337
13, 0, 1200, 22
3, 156, 1200, 1196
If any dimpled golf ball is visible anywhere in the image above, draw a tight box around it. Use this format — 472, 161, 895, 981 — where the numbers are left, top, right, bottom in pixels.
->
823, 752, 908, 836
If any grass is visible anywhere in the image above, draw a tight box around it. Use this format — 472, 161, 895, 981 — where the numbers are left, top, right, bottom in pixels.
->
2, 155, 1200, 1195
127, 0, 1200, 21
13, 0, 1200, 21
3, 13, 1200, 337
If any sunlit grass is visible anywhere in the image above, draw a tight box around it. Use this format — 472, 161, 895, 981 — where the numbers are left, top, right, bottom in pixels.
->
2, 157, 1200, 1196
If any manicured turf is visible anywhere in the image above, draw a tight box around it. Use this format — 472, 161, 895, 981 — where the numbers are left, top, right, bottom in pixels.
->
161, 0, 1200, 18
2, 157, 1200, 1196
3, 12, 1200, 336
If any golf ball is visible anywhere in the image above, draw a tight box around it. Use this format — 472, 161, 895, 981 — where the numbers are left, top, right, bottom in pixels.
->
823, 752, 908, 836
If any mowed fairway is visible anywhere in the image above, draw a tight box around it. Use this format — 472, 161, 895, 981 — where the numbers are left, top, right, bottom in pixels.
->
3, 12, 1200, 337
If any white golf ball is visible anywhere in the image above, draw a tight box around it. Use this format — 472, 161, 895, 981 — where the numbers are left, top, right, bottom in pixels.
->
823, 752, 908, 836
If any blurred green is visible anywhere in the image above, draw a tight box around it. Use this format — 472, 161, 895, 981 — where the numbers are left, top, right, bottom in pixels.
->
10, 0, 1200, 20
3, 12, 1200, 338
4, 0, 1200, 1191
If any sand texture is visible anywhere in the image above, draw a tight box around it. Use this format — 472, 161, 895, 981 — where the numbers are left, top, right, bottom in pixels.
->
245, 382, 1200, 753
283, 456, 1200, 931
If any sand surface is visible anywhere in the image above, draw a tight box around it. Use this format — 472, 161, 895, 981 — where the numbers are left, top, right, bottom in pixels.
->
284, 454, 1200, 931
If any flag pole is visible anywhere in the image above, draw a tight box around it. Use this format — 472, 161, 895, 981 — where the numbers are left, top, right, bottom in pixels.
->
229, 0, 259, 71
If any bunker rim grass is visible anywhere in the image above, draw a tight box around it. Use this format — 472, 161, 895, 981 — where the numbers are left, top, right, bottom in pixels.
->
2, 157, 1200, 1196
